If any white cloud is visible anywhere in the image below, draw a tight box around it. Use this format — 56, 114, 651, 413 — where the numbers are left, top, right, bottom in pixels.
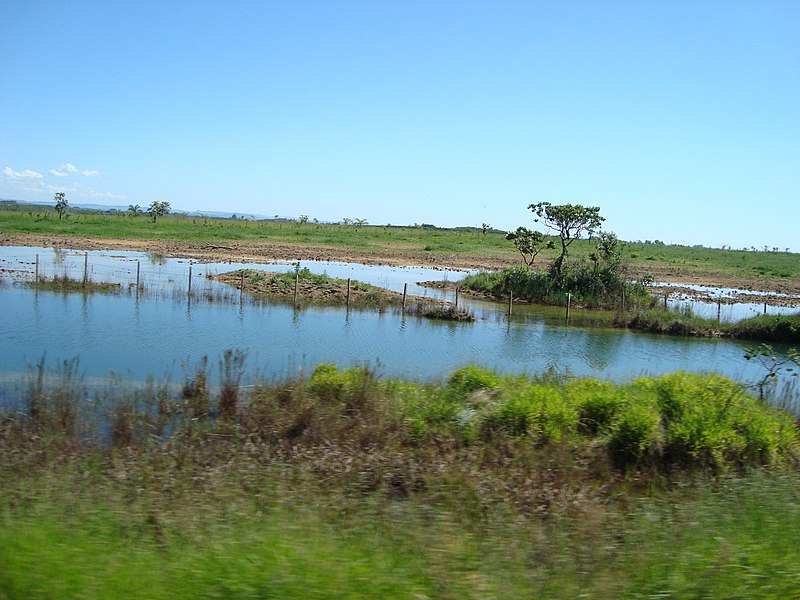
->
3, 166, 44, 179
49, 163, 101, 177
50, 163, 80, 177
1, 164, 120, 201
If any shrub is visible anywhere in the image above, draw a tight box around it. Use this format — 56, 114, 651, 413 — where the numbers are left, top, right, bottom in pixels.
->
608, 399, 661, 466
569, 379, 624, 434
446, 366, 501, 400
482, 384, 578, 442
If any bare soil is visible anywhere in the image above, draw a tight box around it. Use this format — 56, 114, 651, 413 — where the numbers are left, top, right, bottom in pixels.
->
3, 232, 800, 306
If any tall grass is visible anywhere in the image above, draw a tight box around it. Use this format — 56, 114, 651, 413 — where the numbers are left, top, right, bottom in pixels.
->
2, 359, 800, 597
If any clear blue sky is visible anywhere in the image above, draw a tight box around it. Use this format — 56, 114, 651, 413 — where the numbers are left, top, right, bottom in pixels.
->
2, 1, 798, 251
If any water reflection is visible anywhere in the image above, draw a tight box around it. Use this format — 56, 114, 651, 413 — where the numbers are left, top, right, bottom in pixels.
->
0, 246, 797, 415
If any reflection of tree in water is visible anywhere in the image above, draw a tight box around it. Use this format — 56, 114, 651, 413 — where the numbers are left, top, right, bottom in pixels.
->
147, 253, 167, 266
53, 248, 67, 266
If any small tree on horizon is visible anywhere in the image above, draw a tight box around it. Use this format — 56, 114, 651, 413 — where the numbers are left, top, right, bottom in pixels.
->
54, 192, 68, 220
147, 201, 170, 223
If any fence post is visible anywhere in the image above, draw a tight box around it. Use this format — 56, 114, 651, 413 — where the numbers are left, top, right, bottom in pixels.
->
188, 263, 193, 298
346, 278, 351, 306
566, 293, 571, 320
508, 291, 513, 316
294, 272, 299, 305
136, 261, 141, 292
83, 252, 88, 287
455, 286, 459, 309
402, 283, 408, 312
764, 303, 767, 314
717, 297, 721, 322
35, 254, 39, 283
240, 270, 245, 304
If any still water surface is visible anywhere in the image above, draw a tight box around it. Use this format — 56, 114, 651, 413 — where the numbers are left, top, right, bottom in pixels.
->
0, 247, 796, 412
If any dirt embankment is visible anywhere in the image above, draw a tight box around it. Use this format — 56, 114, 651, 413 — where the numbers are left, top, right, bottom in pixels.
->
3, 232, 799, 305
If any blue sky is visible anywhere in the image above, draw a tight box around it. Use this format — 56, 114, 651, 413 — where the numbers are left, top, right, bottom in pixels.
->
2, 1, 798, 251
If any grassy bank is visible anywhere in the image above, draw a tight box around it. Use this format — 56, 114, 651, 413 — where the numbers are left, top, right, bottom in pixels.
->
2, 360, 799, 597
621, 308, 800, 343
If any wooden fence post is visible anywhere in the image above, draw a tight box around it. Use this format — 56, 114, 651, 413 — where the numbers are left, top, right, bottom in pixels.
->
83, 252, 88, 287
566, 293, 571, 320
402, 283, 408, 312
35, 254, 39, 283
188, 263, 193, 298
346, 278, 351, 306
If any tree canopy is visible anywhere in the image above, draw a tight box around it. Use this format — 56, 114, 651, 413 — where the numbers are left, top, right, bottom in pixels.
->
54, 192, 68, 220
528, 202, 604, 277
505, 227, 554, 267
147, 201, 171, 223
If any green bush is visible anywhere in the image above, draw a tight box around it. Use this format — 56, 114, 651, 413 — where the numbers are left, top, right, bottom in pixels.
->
482, 384, 578, 442
608, 400, 661, 466
569, 379, 624, 434
446, 366, 502, 399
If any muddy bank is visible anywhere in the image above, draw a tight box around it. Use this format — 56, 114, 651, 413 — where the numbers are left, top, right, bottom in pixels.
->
210, 268, 446, 310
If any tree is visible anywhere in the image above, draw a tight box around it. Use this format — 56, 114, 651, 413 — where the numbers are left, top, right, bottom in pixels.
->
481, 223, 491, 236
127, 204, 142, 217
353, 218, 368, 229
54, 192, 68, 220
505, 227, 554, 267
529, 202, 604, 278
147, 201, 170, 223
590, 231, 624, 274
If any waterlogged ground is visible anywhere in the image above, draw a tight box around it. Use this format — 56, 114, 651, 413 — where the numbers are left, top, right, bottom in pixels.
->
4, 231, 800, 299
1, 246, 798, 415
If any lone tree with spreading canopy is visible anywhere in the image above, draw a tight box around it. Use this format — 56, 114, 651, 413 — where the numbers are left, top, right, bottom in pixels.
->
529, 202, 604, 278
54, 192, 68, 220
506, 227, 554, 267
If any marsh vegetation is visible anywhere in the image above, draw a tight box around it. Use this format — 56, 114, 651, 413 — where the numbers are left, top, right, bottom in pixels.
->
2, 359, 799, 598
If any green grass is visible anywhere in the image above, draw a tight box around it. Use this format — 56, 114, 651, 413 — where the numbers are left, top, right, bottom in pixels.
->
3, 204, 799, 278
2, 361, 800, 597
622, 307, 800, 343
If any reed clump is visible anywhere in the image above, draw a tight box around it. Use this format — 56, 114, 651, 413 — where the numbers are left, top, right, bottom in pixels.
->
27, 274, 122, 294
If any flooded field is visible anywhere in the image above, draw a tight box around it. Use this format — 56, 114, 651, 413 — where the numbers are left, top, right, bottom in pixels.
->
1, 246, 797, 413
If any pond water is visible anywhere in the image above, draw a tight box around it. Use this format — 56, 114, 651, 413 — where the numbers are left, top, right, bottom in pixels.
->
1, 247, 797, 413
